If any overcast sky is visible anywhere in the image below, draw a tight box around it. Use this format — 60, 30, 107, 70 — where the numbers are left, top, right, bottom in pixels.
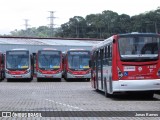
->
0, 0, 159, 34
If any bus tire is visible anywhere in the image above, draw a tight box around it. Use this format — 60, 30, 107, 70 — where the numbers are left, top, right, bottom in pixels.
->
143, 92, 154, 99
86, 78, 90, 82
132, 91, 154, 99
7, 79, 11, 82
0, 72, 2, 80
0, 71, 4, 80
2, 72, 5, 80
37, 78, 41, 82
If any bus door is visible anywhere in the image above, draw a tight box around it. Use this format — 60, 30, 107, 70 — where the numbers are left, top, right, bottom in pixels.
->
32, 53, 37, 77
95, 51, 99, 90
90, 52, 96, 88
103, 45, 112, 93
107, 45, 113, 93
99, 49, 104, 91
97, 50, 102, 90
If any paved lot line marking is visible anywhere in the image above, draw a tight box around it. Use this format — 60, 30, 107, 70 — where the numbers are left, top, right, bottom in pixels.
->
45, 99, 84, 111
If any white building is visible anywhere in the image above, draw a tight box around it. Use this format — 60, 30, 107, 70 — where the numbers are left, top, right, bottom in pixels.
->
0, 36, 102, 53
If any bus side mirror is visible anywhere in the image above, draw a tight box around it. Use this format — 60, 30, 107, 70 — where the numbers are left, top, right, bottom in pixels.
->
89, 60, 92, 67
113, 39, 115, 44
32, 53, 36, 57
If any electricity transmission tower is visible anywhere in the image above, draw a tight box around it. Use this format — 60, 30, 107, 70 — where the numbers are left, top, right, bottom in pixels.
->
24, 19, 30, 36
48, 11, 56, 37
24, 19, 30, 30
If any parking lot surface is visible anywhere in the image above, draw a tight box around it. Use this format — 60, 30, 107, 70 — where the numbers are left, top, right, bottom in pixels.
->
0, 78, 160, 120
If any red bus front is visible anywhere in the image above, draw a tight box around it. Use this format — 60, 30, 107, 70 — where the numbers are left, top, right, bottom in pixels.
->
36, 50, 62, 81
64, 50, 91, 81
5, 50, 33, 80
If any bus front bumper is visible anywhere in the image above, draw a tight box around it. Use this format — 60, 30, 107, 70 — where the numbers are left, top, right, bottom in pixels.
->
37, 72, 62, 78
112, 79, 160, 93
67, 73, 91, 79
5, 72, 31, 79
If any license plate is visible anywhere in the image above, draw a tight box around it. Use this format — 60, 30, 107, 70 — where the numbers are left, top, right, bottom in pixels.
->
76, 76, 83, 78
15, 76, 22, 78
45, 76, 53, 78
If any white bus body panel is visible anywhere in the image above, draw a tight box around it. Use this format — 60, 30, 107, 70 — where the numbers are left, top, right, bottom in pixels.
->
112, 79, 160, 93
102, 66, 160, 94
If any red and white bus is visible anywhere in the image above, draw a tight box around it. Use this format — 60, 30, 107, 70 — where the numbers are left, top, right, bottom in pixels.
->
5, 49, 33, 81
63, 49, 91, 81
36, 49, 63, 81
90, 33, 160, 98
0, 52, 5, 80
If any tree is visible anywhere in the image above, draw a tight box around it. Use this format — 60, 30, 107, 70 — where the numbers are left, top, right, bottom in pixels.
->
9, 8, 160, 38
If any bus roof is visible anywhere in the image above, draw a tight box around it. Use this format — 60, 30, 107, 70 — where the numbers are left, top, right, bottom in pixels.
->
67, 49, 90, 52
9, 48, 29, 51
92, 32, 160, 52
69, 49, 85, 51
118, 32, 160, 37
42, 48, 57, 50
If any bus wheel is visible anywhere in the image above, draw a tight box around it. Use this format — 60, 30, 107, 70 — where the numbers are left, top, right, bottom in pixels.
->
132, 91, 154, 99
7, 79, 11, 82
37, 78, 42, 82
30, 76, 33, 80
143, 92, 154, 99
105, 89, 112, 98
0, 72, 3, 80
86, 79, 90, 82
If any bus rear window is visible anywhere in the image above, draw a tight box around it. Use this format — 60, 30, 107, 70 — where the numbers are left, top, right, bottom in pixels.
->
118, 36, 159, 61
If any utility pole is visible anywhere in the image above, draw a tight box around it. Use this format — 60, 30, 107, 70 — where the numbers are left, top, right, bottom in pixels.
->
24, 19, 29, 30
154, 11, 160, 33
48, 11, 56, 37
24, 19, 30, 37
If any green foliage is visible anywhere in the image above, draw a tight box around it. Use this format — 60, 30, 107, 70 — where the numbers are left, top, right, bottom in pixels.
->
9, 7, 160, 38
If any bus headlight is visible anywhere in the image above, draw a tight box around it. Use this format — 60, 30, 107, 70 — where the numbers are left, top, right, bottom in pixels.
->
25, 69, 30, 74
37, 70, 42, 74
5, 70, 10, 74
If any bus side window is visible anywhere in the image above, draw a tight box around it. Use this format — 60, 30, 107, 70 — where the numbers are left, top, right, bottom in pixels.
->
103, 46, 108, 65
95, 51, 99, 67
98, 50, 101, 67
103, 47, 106, 65
108, 45, 112, 66
1, 54, 4, 64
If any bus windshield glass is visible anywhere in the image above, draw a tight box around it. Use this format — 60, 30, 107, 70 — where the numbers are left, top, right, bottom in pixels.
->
68, 51, 90, 70
38, 51, 61, 70
118, 36, 160, 61
6, 51, 29, 70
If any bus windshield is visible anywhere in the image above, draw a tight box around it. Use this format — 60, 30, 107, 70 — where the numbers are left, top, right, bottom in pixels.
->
38, 52, 61, 70
68, 53, 90, 70
118, 36, 160, 61
6, 51, 29, 70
